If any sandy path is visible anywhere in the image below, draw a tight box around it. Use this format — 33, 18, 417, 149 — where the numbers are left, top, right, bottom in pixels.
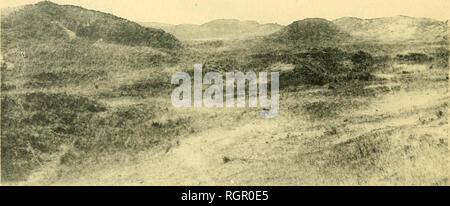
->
19, 67, 448, 186
49, 117, 290, 185
47, 86, 447, 185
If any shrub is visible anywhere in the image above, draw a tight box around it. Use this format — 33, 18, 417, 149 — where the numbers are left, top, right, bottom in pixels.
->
303, 101, 341, 119
24, 70, 107, 88
288, 48, 375, 86
1, 93, 106, 181
395, 53, 433, 63
1, 92, 192, 182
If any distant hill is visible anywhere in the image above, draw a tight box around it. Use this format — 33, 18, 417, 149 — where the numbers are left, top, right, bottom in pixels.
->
1, 1, 181, 49
140, 19, 283, 40
266, 18, 351, 46
333, 15, 448, 43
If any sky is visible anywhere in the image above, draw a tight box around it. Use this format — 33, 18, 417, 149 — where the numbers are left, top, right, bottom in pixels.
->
1, 0, 449, 25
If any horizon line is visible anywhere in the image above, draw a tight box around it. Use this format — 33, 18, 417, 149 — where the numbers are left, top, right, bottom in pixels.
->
1, 1, 449, 26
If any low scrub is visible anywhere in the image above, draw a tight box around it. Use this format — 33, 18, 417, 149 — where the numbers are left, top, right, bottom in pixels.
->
395, 53, 433, 64
281, 49, 376, 86
1, 93, 106, 181
24, 70, 107, 88
102, 79, 173, 98
1, 92, 191, 182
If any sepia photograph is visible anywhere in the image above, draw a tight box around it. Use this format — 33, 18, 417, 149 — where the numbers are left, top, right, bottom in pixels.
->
0, 0, 448, 188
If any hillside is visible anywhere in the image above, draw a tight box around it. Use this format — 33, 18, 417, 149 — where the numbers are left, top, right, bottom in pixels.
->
267, 18, 351, 46
140, 19, 283, 40
333, 15, 448, 43
1, 1, 181, 49
1, 1, 448, 186
1, 1, 183, 182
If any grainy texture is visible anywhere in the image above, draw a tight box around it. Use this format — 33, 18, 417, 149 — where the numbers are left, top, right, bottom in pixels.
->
0, 1, 448, 185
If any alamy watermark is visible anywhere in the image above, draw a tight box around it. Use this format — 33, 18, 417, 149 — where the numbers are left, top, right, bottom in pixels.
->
171, 64, 279, 118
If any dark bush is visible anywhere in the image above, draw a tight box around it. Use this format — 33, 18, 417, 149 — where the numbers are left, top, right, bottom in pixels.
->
395, 53, 433, 63
1, 93, 106, 181
24, 70, 107, 88
1, 92, 192, 182
287, 48, 375, 86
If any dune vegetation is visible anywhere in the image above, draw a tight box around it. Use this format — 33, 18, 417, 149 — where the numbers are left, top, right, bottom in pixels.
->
1, 1, 448, 185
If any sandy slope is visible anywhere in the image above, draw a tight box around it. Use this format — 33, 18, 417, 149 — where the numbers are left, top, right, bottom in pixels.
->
18, 64, 449, 186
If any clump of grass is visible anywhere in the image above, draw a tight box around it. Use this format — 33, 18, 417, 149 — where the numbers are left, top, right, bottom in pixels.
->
1, 92, 194, 182
431, 48, 449, 69
24, 70, 107, 88
291, 49, 375, 86
331, 131, 391, 163
302, 98, 365, 120
436, 107, 446, 119
117, 80, 171, 97
1, 83, 16, 91
277, 49, 378, 89
395, 53, 433, 64
1, 92, 106, 181
325, 126, 338, 136
223, 156, 232, 164
101, 79, 173, 98
302, 101, 341, 119
189, 40, 224, 49
328, 81, 378, 97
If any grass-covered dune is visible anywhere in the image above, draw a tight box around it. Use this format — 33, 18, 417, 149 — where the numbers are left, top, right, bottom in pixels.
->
0, 1, 448, 185
1, 1, 181, 49
1, 92, 193, 181
0, 1, 186, 182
